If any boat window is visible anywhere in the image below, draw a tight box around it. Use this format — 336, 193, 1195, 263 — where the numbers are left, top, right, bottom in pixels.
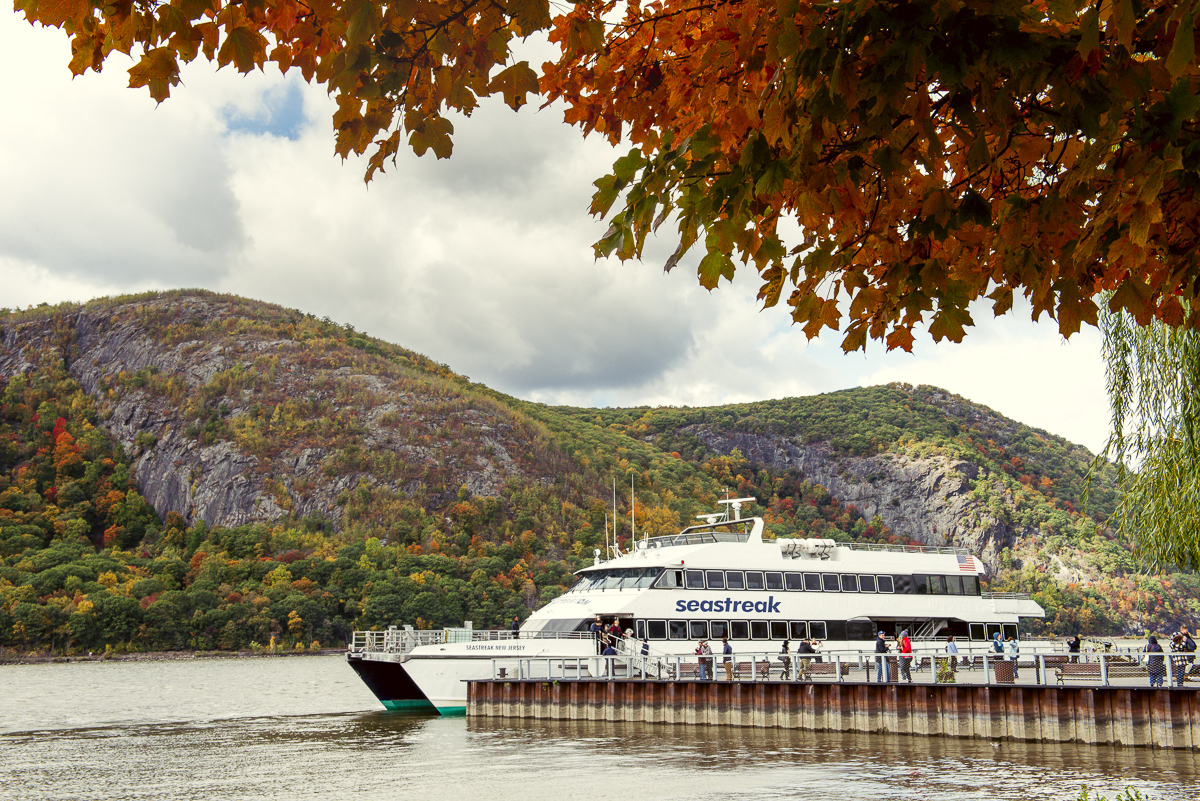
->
730, 620, 750, 640
1002, 624, 1018, 641
669, 621, 689, 639
893, 575, 915, 594
706, 570, 725, 590
685, 570, 706, 589
822, 573, 840, 592
825, 620, 847, 641
809, 621, 827, 640
790, 621, 808, 640
746, 571, 765, 590
750, 620, 769, 639
847, 620, 876, 640
770, 621, 789, 639
635, 619, 646, 639
647, 620, 667, 640
969, 623, 986, 641
726, 571, 745, 590
945, 575, 963, 595
765, 572, 784, 591
963, 576, 980, 595
655, 570, 683, 589
877, 575, 895, 593
601, 571, 625, 590
784, 572, 804, 591
632, 569, 661, 589
986, 623, 1002, 641
711, 621, 729, 639
690, 621, 709, 640
929, 575, 947, 595
859, 575, 877, 593
804, 573, 822, 592
575, 573, 602, 591
913, 574, 930, 595
841, 574, 859, 593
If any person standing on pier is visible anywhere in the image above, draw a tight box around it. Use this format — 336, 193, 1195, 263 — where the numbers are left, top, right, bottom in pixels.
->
875, 631, 890, 682
1172, 626, 1196, 687
1067, 634, 1081, 663
1005, 635, 1020, 678
899, 630, 913, 683
1145, 636, 1166, 688
722, 637, 734, 681
779, 640, 791, 680
797, 638, 816, 681
695, 640, 708, 680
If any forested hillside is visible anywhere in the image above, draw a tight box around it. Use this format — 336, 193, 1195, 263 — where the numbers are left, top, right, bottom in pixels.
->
0, 291, 1192, 656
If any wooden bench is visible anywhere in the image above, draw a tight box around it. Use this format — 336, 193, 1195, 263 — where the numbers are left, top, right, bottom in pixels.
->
1056, 662, 1103, 684
805, 661, 851, 679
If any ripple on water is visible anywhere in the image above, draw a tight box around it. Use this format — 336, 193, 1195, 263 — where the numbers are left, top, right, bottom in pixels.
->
2, 658, 1198, 800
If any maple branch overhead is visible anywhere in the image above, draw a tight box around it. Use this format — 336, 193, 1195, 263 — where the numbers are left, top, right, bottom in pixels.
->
16, 0, 1200, 350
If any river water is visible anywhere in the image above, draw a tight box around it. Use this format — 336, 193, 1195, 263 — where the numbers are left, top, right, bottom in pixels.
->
2, 655, 1199, 800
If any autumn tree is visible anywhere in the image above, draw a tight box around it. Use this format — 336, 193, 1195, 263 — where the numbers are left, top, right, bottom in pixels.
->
17, 0, 1200, 350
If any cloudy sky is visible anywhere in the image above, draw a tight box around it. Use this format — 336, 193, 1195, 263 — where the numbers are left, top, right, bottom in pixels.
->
1, 14, 1110, 453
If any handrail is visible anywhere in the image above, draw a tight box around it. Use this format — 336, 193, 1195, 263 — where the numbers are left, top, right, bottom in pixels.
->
347, 628, 592, 655
483, 648, 1167, 689
982, 592, 1034, 600
842, 542, 973, 556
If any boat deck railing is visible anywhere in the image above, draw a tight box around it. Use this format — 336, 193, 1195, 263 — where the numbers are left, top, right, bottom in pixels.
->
842, 542, 973, 556
484, 646, 1184, 689
348, 628, 591, 655
643, 531, 750, 549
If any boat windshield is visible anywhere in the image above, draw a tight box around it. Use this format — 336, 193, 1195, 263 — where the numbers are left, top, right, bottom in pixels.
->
571, 567, 662, 592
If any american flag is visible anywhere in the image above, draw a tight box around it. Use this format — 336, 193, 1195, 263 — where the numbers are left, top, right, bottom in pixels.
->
957, 554, 977, 572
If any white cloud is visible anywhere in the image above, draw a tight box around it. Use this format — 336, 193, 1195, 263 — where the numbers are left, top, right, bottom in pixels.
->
0, 13, 1112, 455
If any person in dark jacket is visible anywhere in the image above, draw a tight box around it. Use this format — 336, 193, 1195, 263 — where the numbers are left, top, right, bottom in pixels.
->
590, 619, 603, 654
797, 639, 816, 680
511, 616, 520, 639
875, 631, 890, 682
1067, 634, 1081, 663
1145, 636, 1166, 687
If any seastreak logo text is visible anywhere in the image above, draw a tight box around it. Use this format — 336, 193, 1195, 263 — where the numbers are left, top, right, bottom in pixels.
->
675, 597, 782, 614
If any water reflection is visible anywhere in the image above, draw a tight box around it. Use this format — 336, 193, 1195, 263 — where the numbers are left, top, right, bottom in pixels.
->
3, 658, 1198, 800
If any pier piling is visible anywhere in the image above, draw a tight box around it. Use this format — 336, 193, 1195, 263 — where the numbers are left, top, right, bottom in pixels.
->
466, 679, 1200, 749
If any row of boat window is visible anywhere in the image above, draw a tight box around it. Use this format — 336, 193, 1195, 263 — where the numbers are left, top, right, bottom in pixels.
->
633, 620, 1021, 642
572, 567, 981, 596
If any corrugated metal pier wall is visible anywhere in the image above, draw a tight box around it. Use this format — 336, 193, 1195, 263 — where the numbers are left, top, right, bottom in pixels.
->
467, 680, 1200, 749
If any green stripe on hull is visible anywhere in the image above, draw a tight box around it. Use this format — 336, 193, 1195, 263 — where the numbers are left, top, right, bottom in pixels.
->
435, 706, 467, 716
381, 698, 437, 711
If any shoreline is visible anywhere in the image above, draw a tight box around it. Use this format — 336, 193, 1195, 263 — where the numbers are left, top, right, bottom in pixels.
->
0, 648, 346, 666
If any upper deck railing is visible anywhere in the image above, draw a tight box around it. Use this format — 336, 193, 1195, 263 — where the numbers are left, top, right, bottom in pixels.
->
348, 628, 591, 656
642, 531, 751, 549
843, 542, 973, 556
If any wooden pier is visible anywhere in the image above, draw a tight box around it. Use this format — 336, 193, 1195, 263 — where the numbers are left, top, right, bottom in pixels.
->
467, 679, 1200, 750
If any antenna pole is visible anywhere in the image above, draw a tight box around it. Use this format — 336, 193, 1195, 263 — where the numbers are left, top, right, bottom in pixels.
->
631, 471, 636, 544
612, 477, 618, 558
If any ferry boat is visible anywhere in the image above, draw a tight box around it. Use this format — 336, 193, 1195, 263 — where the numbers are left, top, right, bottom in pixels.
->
346, 499, 1045, 714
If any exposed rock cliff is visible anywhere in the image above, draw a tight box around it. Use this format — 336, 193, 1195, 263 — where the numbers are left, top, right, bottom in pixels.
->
0, 294, 560, 529
681, 426, 1025, 570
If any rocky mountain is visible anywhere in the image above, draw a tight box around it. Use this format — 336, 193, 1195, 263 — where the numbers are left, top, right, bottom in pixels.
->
4, 290, 1177, 654
0, 292, 574, 530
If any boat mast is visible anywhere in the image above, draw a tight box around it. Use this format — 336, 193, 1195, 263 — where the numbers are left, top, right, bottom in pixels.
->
630, 471, 636, 547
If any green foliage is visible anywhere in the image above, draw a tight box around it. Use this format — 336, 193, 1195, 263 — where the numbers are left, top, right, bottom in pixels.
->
1092, 306, 1200, 572
0, 291, 1186, 655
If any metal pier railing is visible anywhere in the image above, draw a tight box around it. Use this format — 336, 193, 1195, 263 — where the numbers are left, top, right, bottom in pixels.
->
485, 647, 1183, 689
